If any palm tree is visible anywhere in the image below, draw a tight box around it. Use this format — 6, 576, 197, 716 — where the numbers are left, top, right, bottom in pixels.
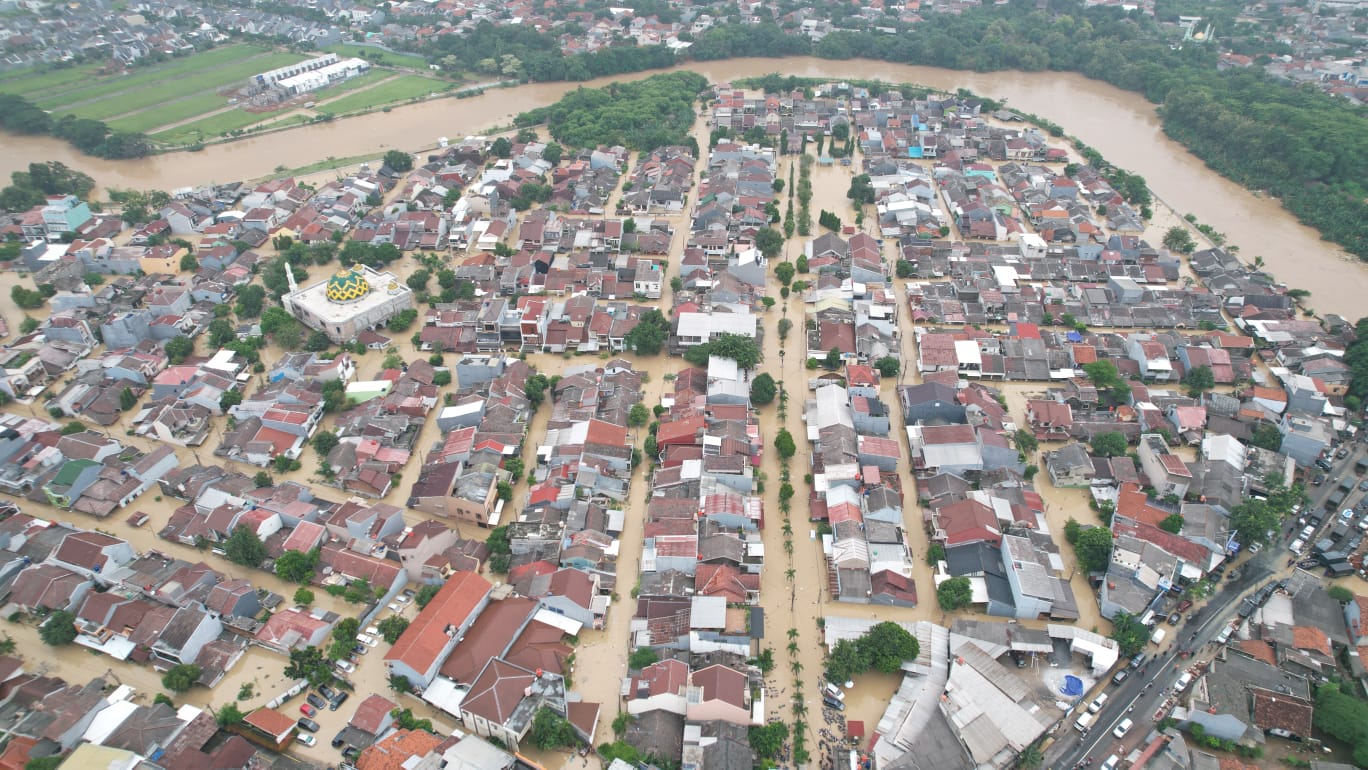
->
785, 568, 796, 582
787, 640, 799, 655
1253, 255, 1265, 269
1017, 744, 1044, 769
787, 628, 799, 640
790, 660, 803, 675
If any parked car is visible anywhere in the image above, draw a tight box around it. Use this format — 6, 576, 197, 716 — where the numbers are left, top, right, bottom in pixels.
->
334, 659, 356, 674
317, 686, 338, 703
364, 626, 380, 637
822, 694, 844, 711
1101, 755, 1120, 770
356, 634, 378, 647
328, 691, 349, 710
387, 602, 403, 613
1167, 612, 1182, 625
299, 704, 316, 717
1088, 693, 1109, 714
1113, 718, 1133, 738
1128, 654, 1146, 671
396, 593, 412, 604
305, 693, 326, 710
297, 734, 316, 747
1176, 599, 1192, 612
1112, 669, 1129, 685
352, 643, 368, 656
297, 718, 319, 733
1249, 542, 1263, 555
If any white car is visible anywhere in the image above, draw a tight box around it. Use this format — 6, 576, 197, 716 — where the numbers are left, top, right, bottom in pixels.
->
1101, 755, 1120, 770
364, 626, 380, 637
334, 659, 356, 673
356, 633, 378, 647
1249, 542, 1263, 554
297, 733, 316, 747
387, 602, 403, 613
1113, 718, 1133, 738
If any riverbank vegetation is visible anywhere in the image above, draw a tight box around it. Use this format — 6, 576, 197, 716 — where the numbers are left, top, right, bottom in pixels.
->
515, 71, 708, 151
465, 0, 1368, 261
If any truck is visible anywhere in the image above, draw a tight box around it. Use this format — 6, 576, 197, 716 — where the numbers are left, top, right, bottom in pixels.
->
1074, 712, 1095, 733
1150, 627, 1167, 645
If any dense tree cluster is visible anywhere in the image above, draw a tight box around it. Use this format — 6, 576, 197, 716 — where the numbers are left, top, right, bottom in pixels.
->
517, 72, 709, 151
0, 94, 151, 160
0, 162, 95, 213
825, 621, 921, 682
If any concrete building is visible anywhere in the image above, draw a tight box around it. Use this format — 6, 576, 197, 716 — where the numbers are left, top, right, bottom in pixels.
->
282, 264, 415, 343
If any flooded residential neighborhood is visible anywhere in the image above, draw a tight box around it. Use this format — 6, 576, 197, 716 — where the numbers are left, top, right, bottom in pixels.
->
0, 49, 1363, 770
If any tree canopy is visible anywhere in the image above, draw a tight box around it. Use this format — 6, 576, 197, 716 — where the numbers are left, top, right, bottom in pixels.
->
623, 309, 670, 355
937, 577, 973, 611
161, 664, 202, 692
526, 706, 579, 750
1074, 527, 1114, 572
682, 333, 761, 370
1090, 431, 1129, 457
224, 526, 267, 568
774, 429, 796, 460
1183, 364, 1215, 398
1110, 610, 1148, 658
750, 373, 777, 405
516, 72, 708, 151
39, 610, 77, 646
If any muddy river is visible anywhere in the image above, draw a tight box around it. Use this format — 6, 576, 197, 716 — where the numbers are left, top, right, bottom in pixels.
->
2, 56, 1360, 316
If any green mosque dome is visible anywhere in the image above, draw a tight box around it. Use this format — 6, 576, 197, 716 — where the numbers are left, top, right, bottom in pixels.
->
326, 267, 370, 303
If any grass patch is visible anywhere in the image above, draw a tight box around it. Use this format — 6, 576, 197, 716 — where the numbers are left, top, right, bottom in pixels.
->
63, 52, 304, 122
152, 107, 290, 146
33, 45, 281, 110
107, 93, 233, 134
251, 114, 314, 132
319, 74, 450, 114
310, 69, 392, 101
324, 43, 430, 71
0, 63, 102, 96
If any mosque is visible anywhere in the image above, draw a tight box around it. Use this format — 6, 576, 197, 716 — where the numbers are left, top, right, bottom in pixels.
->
281, 263, 415, 343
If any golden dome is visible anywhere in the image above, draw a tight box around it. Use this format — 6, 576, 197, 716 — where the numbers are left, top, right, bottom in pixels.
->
326, 267, 370, 303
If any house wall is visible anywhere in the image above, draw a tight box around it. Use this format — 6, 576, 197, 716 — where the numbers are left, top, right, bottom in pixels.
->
685, 699, 751, 727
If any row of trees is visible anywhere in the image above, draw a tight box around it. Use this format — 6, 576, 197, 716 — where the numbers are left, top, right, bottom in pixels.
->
0, 93, 151, 160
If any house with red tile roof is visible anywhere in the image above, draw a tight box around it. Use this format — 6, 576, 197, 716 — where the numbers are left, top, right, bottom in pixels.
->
241, 707, 296, 747
255, 607, 332, 653
348, 694, 398, 739
386, 570, 492, 687
356, 729, 445, 770
625, 658, 689, 716
9, 563, 92, 613
457, 658, 574, 750
685, 664, 752, 726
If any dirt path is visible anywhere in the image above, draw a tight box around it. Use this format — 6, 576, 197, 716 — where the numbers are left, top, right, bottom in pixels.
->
311, 74, 402, 109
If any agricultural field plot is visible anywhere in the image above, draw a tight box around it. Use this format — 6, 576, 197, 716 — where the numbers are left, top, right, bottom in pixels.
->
63, 52, 304, 123
319, 74, 450, 114
324, 43, 431, 71
31, 45, 288, 110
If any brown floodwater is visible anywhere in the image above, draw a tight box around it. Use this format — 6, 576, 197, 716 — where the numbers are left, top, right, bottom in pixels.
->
0, 57, 1359, 314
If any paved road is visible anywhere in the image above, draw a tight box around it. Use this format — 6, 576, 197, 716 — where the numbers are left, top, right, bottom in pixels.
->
1047, 438, 1367, 767
1045, 540, 1281, 767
